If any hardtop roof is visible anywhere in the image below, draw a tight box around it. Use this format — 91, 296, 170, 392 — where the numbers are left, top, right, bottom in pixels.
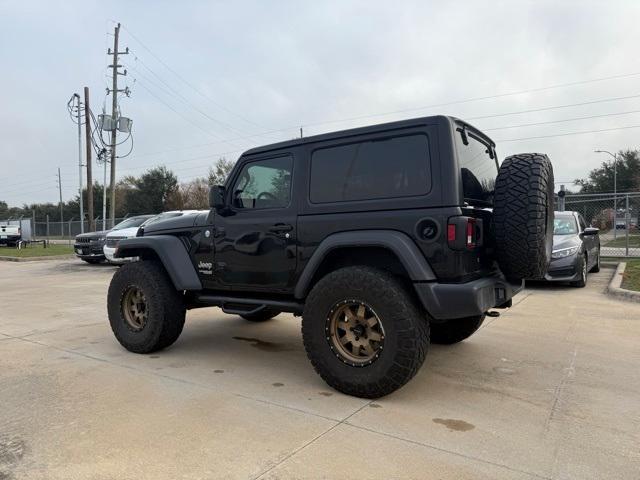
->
241, 115, 494, 157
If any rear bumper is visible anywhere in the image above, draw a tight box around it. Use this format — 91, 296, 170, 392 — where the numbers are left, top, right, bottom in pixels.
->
414, 274, 523, 320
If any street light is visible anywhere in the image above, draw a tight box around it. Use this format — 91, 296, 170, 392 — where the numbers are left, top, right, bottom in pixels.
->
594, 150, 618, 238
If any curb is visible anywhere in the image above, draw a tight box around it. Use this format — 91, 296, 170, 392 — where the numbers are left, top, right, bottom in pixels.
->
607, 262, 640, 303
0, 255, 76, 262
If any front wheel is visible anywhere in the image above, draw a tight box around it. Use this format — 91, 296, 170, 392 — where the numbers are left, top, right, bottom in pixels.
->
430, 315, 485, 345
571, 254, 588, 288
302, 266, 429, 398
107, 260, 186, 353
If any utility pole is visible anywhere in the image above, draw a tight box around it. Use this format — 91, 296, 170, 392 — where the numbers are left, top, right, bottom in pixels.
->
57, 167, 64, 225
84, 87, 94, 232
73, 93, 84, 233
106, 23, 129, 228
98, 150, 108, 231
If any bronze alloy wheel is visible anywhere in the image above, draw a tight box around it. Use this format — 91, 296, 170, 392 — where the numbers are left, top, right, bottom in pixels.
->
122, 285, 149, 331
326, 300, 385, 366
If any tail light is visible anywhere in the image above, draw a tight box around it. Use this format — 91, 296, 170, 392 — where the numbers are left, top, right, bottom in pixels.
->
465, 217, 476, 249
448, 216, 482, 250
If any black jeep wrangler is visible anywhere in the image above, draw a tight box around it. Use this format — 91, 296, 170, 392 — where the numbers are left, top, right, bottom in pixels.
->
107, 115, 554, 398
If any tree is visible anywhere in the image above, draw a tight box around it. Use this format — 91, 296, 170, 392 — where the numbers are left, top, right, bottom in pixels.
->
575, 150, 640, 193
166, 177, 209, 210
125, 166, 178, 214
208, 157, 235, 186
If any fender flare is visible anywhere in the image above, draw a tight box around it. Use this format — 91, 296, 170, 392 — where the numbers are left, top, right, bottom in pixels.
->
116, 236, 202, 291
294, 230, 436, 299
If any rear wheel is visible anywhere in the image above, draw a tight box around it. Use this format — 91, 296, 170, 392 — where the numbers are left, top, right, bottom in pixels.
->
302, 266, 429, 398
493, 153, 554, 280
430, 315, 485, 345
240, 309, 281, 322
107, 260, 186, 353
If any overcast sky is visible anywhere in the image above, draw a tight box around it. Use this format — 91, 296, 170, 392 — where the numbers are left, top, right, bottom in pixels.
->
1, 0, 640, 206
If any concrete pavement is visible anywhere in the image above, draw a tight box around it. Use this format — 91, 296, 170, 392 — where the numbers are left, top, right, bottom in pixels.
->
0, 259, 639, 479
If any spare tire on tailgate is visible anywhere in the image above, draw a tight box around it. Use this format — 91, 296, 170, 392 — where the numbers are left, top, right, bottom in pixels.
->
493, 153, 554, 280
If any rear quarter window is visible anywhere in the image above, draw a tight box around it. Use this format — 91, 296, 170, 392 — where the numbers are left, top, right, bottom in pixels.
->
455, 129, 498, 202
309, 133, 431, 203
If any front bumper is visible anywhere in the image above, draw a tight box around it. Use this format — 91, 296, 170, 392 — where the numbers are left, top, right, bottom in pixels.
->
104, 245, 134, 264
544, 254, 580, 282
414, 273, 523, 320
74, 242, 105, 259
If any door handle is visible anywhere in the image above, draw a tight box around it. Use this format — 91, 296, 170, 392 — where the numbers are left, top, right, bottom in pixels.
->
269, 224, 293, 233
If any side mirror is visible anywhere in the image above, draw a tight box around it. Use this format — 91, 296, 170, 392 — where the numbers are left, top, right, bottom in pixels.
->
582, 227, 599, 236
209, 185, 226, 210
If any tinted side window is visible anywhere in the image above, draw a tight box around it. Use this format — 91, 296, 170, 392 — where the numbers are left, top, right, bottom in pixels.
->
310, 134, 431, 203
231, 156, 293, 210
455, 131, 498, 202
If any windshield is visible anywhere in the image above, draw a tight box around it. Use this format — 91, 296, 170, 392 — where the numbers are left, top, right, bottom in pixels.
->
554, 217, 578, 235
112, 216, 151, 231
141, 212, 183, 227
455, 127, 498, 204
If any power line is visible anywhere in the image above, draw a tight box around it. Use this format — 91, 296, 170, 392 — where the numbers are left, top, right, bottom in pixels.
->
467, 93, 640, 122
122, 21, 640, 133
484, 109, 640, 131
292, 76, 640, 130
121, 25, 267, 132
497, 124, 640, 142
126, 53, 253, 138
133, 79, 242, 150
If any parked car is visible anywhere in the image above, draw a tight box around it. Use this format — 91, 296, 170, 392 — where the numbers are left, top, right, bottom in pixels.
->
0, 224, 21, 246
103, 211, 200, 264
544, 211, 600, 287
106, 115, 556, 398
75, 215, 153, 264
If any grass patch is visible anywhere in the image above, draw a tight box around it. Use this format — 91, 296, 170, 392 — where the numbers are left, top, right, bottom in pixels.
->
621, 260, 640, 291
605, 235, 640, 248
0, 244, 74, 257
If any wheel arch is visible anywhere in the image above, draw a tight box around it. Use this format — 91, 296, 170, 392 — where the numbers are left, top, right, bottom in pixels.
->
116, 236, 202, 291
294, 230, 436, 299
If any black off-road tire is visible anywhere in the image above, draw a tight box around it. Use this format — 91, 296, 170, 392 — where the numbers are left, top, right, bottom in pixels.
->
107, 260, 186, 353
430, 315, 485, 345
493, 153, 554, 280
571, 254, 588, 288
302, 266, 429, 398
240, 309, 281, 322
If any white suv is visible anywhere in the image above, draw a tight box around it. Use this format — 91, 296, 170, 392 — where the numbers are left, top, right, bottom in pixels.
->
104, 211, 200, 264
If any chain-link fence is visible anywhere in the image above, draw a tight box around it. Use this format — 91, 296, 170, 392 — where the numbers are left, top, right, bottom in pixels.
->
560, 192, 640, 257
32, 217, 129, 240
